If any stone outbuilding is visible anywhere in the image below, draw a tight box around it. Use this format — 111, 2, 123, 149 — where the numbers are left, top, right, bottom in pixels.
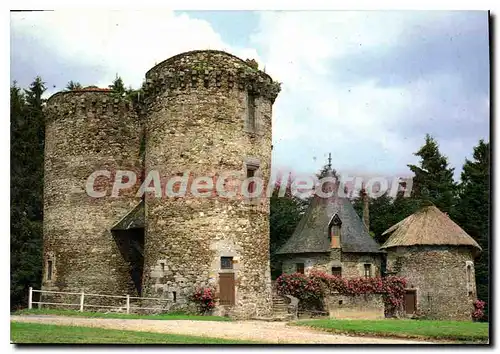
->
381, 204, 482, 320
275, 167, 384, 279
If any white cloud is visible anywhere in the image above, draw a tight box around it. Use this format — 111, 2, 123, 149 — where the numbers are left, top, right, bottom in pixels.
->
252, 11, 489, 178
11, 10, 256, 88
11, 11, 489, 180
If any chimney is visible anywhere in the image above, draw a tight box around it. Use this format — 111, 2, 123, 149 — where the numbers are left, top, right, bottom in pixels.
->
361, 183, 370, 232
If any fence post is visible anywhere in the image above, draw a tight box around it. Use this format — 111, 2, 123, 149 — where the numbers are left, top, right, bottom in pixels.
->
28, 287, 33, 309
80, 290, 85, 312
126, 295, 130, 314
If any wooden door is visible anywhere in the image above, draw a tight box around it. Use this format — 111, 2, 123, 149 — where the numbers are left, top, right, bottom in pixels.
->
219, 273, 235, 305
405, 290, 416, 314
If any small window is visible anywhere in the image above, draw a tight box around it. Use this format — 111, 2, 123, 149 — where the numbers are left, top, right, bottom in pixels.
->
330, 225, 341, 248
221, 257, 234, 270
247, 92, 256, 132
47, 260, 53, 281
332, 266, 342, 277
364, 264, 372, 278
467, 264, 472, 283
247, 168, 256, 194
296, 263, 305, 274
172, 291, 177, 303
160, 262, 165, 272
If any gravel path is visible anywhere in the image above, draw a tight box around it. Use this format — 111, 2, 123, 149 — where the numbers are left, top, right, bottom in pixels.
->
11, 315, 434, 344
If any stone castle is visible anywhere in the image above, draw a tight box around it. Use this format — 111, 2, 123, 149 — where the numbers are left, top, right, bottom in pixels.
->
42, 50, 280, 318
41, 49, 481, 321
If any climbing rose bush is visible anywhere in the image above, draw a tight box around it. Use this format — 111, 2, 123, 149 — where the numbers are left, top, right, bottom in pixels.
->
472, 299, 486, 321
191, 287, 216, 314
276, 271, 406, 314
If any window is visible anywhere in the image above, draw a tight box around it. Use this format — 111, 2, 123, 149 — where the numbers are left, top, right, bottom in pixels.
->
247, 168, 256, 194
160, 262, 165, 272
364, 264, 372, 278
47, 260, 53, 281
296, 263, 305, 274
221, 257, 234, 270
330, 224, 341, 248
247, 92, 256, 132
466, 263, 473, 296
172, 291, 177, 303
332, 266, 342, 277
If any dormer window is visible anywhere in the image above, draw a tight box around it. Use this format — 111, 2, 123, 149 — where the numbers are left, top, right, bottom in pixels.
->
329, 214, 341, 249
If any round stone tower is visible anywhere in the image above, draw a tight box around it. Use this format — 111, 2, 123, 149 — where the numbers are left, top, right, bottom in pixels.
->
381, 205, 482, 320
43, 89, 143, 300
142, 50, 280, 318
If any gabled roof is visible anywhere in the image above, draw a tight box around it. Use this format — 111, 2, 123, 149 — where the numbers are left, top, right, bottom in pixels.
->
111, 201, 144, 230
381, 205, 482, 250
276, 175, 382, 255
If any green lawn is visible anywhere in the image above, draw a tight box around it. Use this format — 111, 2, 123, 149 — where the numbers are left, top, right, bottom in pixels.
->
292, 319, 489, 342
13, 308, 231, 322
11, 322, 260, 344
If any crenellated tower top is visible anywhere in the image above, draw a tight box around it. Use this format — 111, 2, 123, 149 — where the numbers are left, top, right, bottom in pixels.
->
143, 50, 281, 103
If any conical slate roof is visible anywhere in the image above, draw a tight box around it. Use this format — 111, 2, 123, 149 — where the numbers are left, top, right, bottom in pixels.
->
381, 205, 482, 250
276, 174, 382, 255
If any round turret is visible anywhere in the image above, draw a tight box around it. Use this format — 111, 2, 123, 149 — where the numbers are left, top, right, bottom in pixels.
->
43, 89, 143, 299
141, 50, 280, 318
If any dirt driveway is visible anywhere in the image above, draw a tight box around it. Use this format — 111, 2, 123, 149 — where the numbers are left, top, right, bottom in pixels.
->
11, 315, 434, 344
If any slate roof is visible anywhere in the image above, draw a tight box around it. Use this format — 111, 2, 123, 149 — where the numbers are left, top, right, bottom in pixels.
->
381, 205, 482, 250
276, 173, 382, 255
111, 201, 144, 230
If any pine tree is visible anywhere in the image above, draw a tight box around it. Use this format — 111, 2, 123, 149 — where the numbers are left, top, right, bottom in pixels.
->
407, 134, 457, 214
10, 77, 46, 309
109, 74, 126, 97
453, 139, 490, 320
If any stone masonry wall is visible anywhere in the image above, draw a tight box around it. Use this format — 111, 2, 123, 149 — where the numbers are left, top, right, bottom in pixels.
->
325, 293, 385, 319
280, 251, 381, 279
42, 91, 143, 302
386, 245, 477, 320
141, 50, 280, 318
341, 252, 382, 279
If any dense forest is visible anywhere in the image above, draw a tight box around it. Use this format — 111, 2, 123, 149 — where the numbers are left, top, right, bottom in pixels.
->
11, 78, 490, 321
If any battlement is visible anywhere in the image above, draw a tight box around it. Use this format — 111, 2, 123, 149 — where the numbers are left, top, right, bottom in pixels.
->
44, 90, 137, 122
144, 50, 281, 103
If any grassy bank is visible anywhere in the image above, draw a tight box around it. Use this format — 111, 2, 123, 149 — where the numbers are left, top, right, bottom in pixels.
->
11, 322, 259, 344
292, 318, 489, 342
13, 308, 231, 322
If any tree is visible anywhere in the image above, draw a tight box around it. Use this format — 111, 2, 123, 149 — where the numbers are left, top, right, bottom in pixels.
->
109, 74, 126, 97
353, 193, 402, 245
453, 140, 490, 320
407, 134, 457, 214
11, 77, 46, 309
65, 81, 82, 91
269, 179, 308, 279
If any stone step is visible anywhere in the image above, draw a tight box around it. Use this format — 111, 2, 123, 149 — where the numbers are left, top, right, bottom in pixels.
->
272, 308, 288, 313
273, 299, 288, 304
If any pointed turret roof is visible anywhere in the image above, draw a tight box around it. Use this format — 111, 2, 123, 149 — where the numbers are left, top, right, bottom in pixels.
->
381, 205, 481, 250
276, 167, 382, 255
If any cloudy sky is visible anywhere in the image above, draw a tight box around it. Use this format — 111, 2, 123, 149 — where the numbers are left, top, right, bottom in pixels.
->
10, 10, 490, 181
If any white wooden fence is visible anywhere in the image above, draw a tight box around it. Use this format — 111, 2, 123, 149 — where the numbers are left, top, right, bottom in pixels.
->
28, 287, 172, 314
